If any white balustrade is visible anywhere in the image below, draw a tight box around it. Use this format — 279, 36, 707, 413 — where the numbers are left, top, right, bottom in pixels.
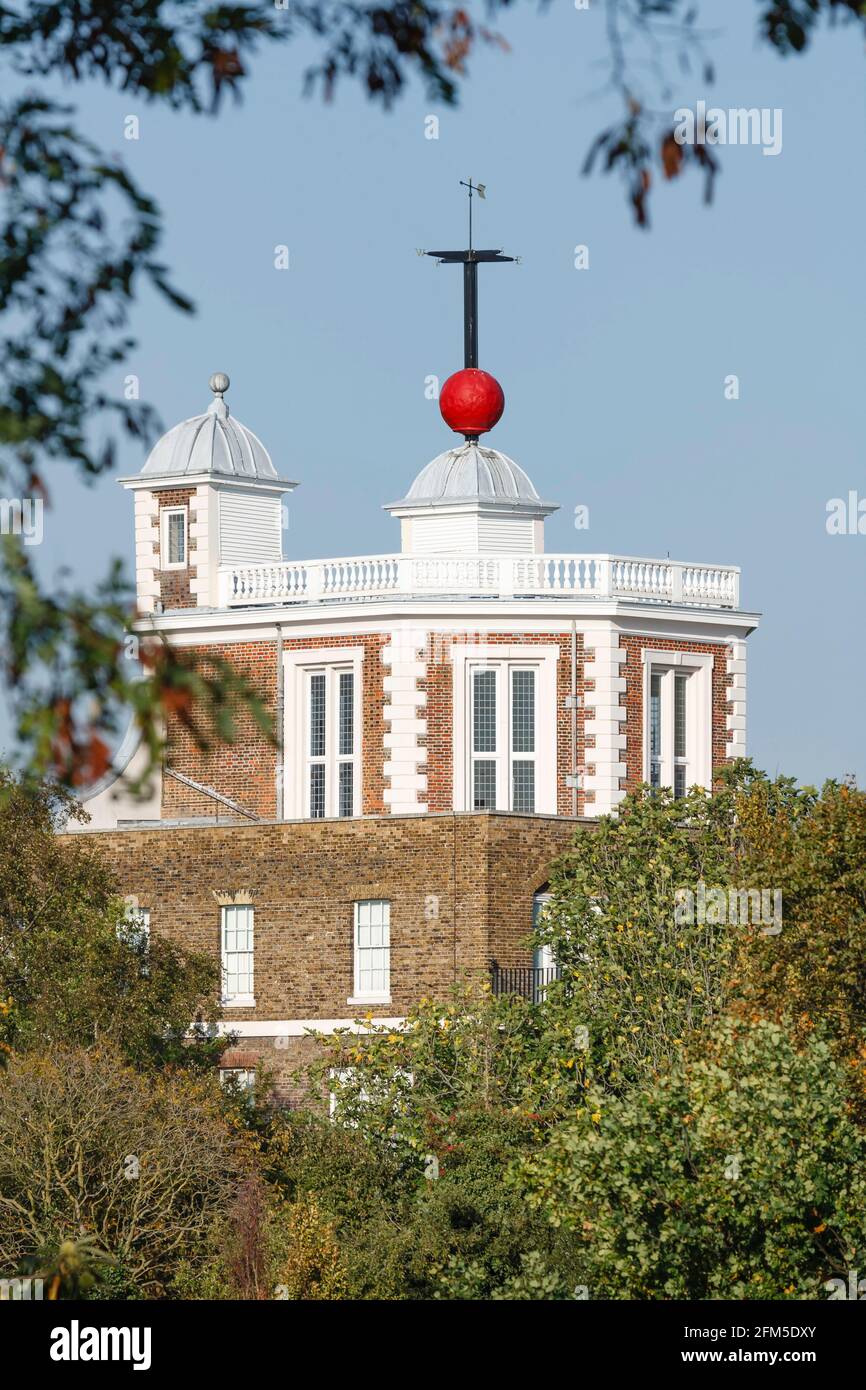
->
218, 553, 740, 610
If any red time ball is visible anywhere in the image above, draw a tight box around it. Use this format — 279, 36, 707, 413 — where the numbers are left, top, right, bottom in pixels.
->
439, 368, 505, 437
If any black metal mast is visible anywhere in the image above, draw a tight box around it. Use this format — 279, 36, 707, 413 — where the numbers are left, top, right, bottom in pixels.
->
423, 180, 516, 369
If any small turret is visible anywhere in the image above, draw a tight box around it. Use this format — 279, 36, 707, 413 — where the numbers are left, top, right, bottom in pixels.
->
118, 374, 297, 612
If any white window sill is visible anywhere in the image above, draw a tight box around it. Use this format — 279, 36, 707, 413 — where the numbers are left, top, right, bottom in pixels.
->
346, 996, 392, 1007
221, 996, 257, 1009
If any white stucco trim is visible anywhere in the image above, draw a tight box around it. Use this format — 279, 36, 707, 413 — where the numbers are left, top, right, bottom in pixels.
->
382, 627, 428, 814
211, 1017, 407, 1037
188, 484, 220, 607
67, 707, 163, 832
726, 637, 747, 758
582, 622, 627, 816
143, 601, 760, 646
451, 644, 558, 814
133, 489, 159, 615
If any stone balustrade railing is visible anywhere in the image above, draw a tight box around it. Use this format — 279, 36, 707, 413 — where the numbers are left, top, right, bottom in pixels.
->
217, 553, 740, 610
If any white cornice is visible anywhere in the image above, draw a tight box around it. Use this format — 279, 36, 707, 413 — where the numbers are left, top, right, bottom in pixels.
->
118, 473, 296, 495
136, 598, 760, 646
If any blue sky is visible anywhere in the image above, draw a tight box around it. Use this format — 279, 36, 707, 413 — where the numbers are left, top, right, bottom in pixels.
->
4, 0, 865, 785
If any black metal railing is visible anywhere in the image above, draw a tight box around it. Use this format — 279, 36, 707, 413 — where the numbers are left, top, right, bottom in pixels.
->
489, 961, 560, 1003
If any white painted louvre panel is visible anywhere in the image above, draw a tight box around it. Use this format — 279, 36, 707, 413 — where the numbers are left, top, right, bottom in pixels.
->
477, 516, 534, 553
411, 514, 477, 555
219, 490, 282, 564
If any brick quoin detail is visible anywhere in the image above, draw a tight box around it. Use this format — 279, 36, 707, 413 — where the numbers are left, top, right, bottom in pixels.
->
421, 631, 585, 816
155, 488, 197, 610
620, 635, 732, 790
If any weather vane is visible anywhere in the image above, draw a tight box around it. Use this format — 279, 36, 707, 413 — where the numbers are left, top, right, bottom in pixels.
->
418, 180, 518, 370
459, 177, 485, 252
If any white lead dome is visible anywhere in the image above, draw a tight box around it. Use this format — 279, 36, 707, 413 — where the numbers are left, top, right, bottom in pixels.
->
140, 373, 278, 481
400, 441, 540, 508
385, 439, 558, 555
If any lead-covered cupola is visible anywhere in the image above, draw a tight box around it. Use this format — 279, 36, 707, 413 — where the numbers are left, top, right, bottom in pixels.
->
386, 434, 558, 555
119, 374, 297, 612
140, 371, 279, 482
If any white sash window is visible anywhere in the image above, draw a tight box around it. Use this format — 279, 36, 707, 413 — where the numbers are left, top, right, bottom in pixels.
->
470, 664, 537, 812
352, 899, 391, 1003
454, 645, 557, 814
160, 505, 187, 569
284, 648, 363, 820
221, 904, 255, 1006
643, 651, 714, 797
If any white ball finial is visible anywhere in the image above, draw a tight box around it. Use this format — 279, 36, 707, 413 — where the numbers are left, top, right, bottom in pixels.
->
209, 371, 230, 396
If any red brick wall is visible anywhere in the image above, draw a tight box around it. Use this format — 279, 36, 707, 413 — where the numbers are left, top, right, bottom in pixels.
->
163, 639, 279, 820
72, 811, 582, 1102
68, 812, 579, 1017
163, 633, 387, 820
155, 488, 196, 610
161, 628, 734, 823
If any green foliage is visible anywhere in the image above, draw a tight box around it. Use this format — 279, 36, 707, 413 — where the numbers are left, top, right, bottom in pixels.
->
530, 763, 827, 1095
0, 93, 186, 482
2, 762, 864, 1301
18, 1235, 116, 1300
520, 1017, 866, 1300
308, 983, 561, 1142
435, 1247, 579, 1301
536, 772, 740, 1091
278, 988, 583, 1297
269, 766, 866, 1301
262, 1095, 583, 1301
729, 777, 866, 1070
0, 766, 223, 1069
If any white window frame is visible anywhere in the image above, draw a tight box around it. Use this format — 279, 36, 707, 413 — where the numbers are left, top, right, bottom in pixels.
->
118, 897, 150, 971
348, 899, 391, 1005
532, 891, 555, 974
641, 650, 714, 795
451, 644, 558, 813
219, 1068, 256, 1098
220, 903, 255, 1008
329, 1067, 369, 1122
160, 505, 188, 570
283, 647, 363, 820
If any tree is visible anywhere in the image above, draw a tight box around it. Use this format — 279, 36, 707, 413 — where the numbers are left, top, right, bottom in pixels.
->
287, 984, 583, 1297
0, 1046, 253, 1297
520, 1016, 866, 1300
0, 766, 223, 1069
727, 775, 866, 1086
1, 1, 862, 785
536, 766, 739, 1091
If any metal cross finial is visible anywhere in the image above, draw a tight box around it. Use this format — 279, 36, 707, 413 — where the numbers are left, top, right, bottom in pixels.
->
421, 181, 515, 368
